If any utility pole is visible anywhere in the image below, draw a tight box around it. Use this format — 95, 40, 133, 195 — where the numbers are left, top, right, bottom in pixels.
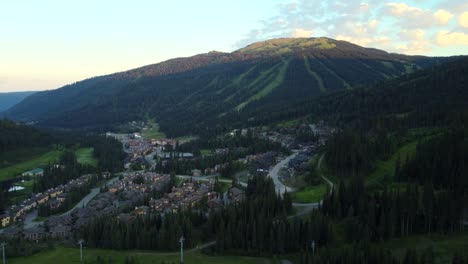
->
78, 239, 84, 262
1, 241, 6, 264
179, 236, 185, 264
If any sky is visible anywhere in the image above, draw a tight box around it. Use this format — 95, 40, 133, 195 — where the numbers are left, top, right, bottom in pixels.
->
1, 0, 467, 92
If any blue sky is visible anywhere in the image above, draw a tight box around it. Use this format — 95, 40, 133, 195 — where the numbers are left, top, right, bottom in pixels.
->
1, 0, 467, 92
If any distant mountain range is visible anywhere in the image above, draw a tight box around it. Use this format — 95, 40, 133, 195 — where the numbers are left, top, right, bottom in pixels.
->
0, 91, 36, 113
3, 37, 453, 136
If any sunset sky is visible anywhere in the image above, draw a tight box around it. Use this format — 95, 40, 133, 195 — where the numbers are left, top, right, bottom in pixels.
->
1, 0, 468, 92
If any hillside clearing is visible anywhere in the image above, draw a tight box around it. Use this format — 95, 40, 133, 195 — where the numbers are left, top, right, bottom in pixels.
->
0, 149, 62, 181
75, 148, 98, 167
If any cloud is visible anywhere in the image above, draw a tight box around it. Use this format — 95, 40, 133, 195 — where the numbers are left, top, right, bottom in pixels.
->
235, 0, 468, 55
292, 28, 312, 38
435, 2, 468, 14
435, 31, 468, 46
385, 2, 421, 16
434, 10, 454, 25
335, 35, 391, 48
459, 12, 468, 28
382, 3, 454, 28
396, 29, 429, 54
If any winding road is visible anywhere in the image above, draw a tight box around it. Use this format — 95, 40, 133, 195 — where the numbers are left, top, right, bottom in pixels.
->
145, 151, 157, 170
268, 152, 298, 196
22, 176, 120, 229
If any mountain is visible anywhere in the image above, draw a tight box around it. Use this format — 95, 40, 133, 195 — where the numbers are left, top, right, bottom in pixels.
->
4, 37, 450, 136
0, 91, 36, 112
267, 56, 468, 128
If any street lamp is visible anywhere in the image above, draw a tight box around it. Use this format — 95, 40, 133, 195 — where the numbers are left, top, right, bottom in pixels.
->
1, 242, 6, 264
179, 236, 185, 264
78, 239, 84, 262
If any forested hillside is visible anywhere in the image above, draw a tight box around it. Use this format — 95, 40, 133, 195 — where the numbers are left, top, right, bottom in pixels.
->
0, 119, 52, 154
4, 38, 447, 136
0, 91, 35, 112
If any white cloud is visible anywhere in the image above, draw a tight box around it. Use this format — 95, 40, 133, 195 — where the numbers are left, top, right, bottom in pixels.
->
335, 35, 391, 48
459, 12, 468, 28
383, 3, 455, 28
433, 10, 453, 25
396, 29, 429, 54
235, 0, 468, 55
292, 28, 312, 38
359, 2, 370, 13
385, 2, 421, 16
368, 19, 378, 28
435, 31, 468, 46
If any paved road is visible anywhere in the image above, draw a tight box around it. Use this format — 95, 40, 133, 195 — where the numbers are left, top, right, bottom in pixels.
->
23, 176, 120, 229
284, 154, 334, 218
145, 151, 157, 170
268, 152, 298, 197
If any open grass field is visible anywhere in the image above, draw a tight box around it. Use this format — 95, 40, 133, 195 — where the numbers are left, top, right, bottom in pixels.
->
75, 147, 98, 167
0, 149, 62, 181
290, 184, 327, 203
365, 140, 418, 189
276, 119, 301, 128
200, 149, 212, 156
142, 119, 166, 140
9, 247, 273, 264
383, 231, 468, 264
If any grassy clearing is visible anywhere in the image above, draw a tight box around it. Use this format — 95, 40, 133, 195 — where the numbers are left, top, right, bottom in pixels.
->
0, 147, 50, 168
142, 119, 166, 140
290, 184, 327, 203
9, 247, 272, 264
382, 61, 394, 69
0, 149, 62, 181
200, 149, 212, 156
304, 56, 326, 93
245, 59, 290, 102
234, 61, 286, 110
174, 136, 198, 144
75, 148, 98, 167
365, 141, 418, 189
383, 231, 468, 264
314, 57, 352, 90
276, 119, 301, 128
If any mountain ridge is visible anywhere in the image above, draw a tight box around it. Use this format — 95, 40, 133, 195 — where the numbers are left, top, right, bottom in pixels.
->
4, 37, 453, 136
0, 91, 36, 113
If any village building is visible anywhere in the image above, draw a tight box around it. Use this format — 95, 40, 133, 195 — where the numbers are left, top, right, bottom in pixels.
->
24, 226, 47, 241
0, 213, 10, 227
21, 168, 44, 177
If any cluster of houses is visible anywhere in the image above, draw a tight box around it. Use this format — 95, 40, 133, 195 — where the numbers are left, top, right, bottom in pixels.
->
260, 131, 297, 149
123, 139, 154, 169
107, 172, 170, 194
72, 172, 172, 227
122, 135, 187, 170
1, 215, 73, 242
246, 151, 278, 174
309, 121, 337, 146
281, 122, 336, 179
0, 167, 250, 243
148, 182, 212, 213
1, 174, 96, 228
